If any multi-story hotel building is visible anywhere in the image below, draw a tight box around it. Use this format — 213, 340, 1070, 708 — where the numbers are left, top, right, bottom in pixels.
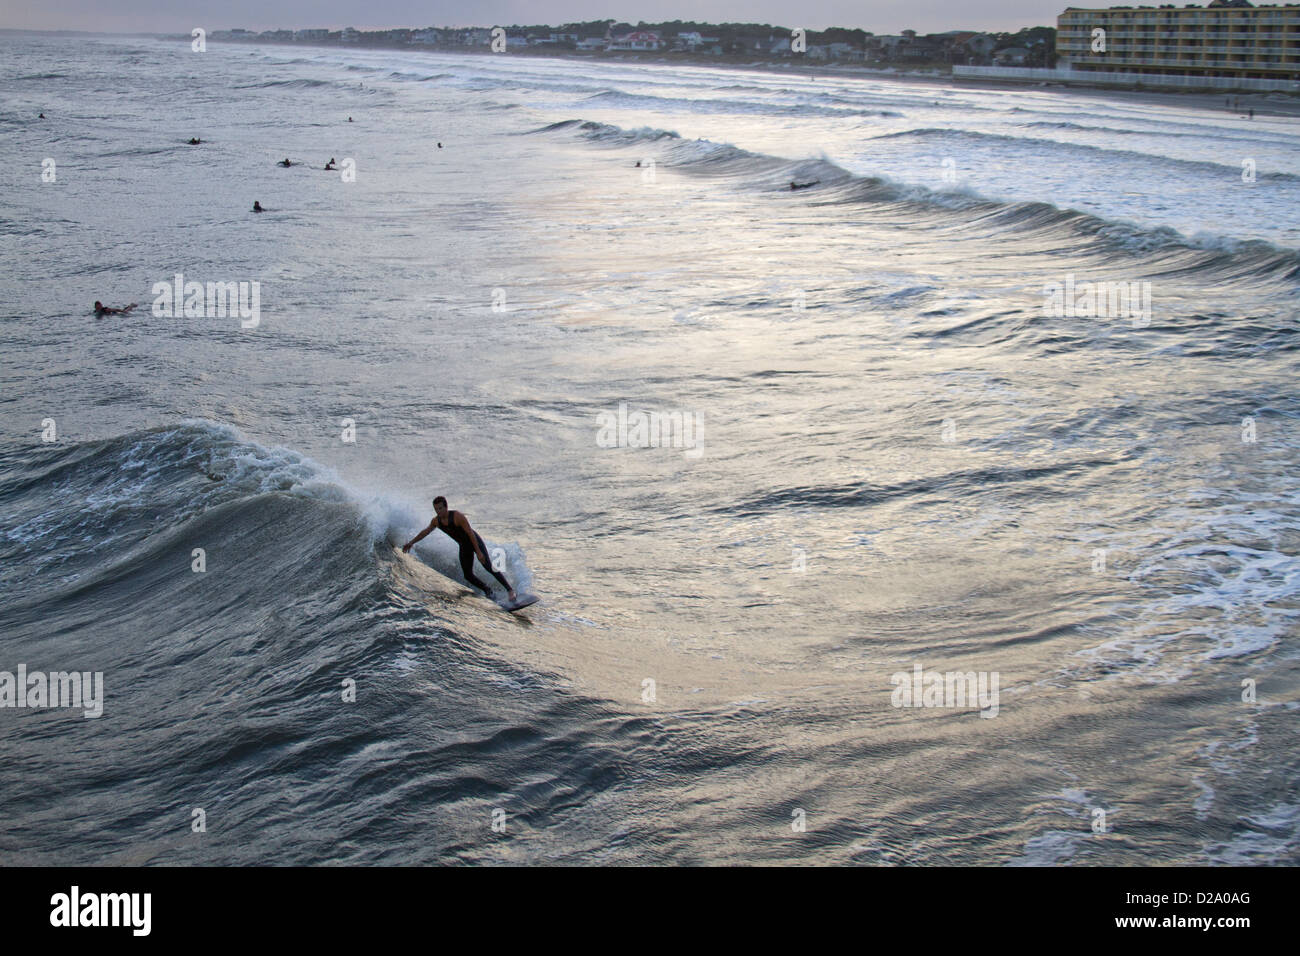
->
1057, 1, 1300, 81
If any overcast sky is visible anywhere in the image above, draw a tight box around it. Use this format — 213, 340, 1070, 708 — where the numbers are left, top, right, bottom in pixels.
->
0, 1, 1070, 35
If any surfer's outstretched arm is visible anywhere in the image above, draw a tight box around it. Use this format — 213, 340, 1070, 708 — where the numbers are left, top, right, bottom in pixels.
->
402, 520, 436, 552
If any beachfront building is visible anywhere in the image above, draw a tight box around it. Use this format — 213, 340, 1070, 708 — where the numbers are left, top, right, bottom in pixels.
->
867, 30, 946, 63
443, 28, 491, 47
608, 31, 661, 51
1058, 1, 1300, 81
527, 33, 578, 47
869, 30, 1000, 65
964, 33, 1000, 60
866, 34, 906, 58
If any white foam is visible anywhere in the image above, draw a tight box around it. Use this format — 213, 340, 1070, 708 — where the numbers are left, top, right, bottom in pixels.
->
1203, 802, 1300, 864
1008, 829, 1089, 867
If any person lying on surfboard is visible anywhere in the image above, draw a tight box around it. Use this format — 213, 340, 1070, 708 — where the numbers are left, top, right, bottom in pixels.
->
93, 301, 137, 316
402, 496, 517, 603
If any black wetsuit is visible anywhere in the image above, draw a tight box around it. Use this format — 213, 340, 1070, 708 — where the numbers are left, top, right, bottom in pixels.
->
438, 511, 511, 596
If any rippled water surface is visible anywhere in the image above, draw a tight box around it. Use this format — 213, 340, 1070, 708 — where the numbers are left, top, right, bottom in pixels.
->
1, 35, 1297, 865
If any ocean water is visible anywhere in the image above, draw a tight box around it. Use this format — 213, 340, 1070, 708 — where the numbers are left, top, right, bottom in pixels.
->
1, 34, 1298, 865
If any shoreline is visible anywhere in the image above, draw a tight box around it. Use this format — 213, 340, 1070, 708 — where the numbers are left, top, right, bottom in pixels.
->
23, 29, 1293, 119
552, 49, 1300, 117
210, 39, 1300, 118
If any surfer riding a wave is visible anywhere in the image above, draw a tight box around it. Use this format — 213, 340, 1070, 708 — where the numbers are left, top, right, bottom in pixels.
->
403, 496, 517, 604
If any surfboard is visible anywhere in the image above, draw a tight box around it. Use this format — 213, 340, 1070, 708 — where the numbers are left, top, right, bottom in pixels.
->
390, 534, 538, 614
498, 592, 540, 613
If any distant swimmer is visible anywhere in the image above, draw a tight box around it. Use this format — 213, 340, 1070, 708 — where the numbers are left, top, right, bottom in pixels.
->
279, 158, 292, 167
402, 496, 517, 603
93, 301, 137, 317
789, 180, 819, 190
188, 137, 201, 145
253, 201, 264, 212
39, 112, 45, 119
437, 142, 442, 148
324, 157, 335, 170
348, 116, 353, 122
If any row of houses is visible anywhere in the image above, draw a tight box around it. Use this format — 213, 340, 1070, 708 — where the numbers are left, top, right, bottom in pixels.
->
209, 26, 696, 50
210, 27, 493, 46
865, 30, 1056, 66
207, 26, 1045, 67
